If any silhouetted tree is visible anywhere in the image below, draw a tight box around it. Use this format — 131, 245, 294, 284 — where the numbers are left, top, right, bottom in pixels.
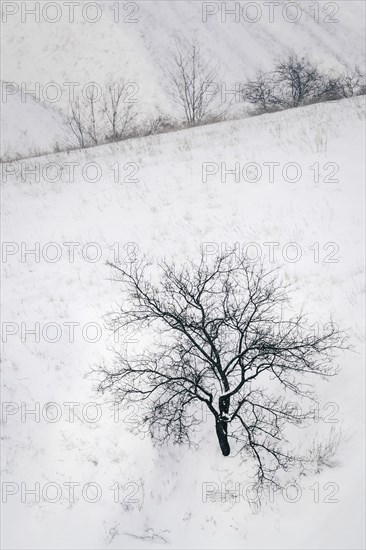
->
97, 251, 345, 486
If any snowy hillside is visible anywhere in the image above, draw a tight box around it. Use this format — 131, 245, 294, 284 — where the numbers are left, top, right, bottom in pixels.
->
1, 96, 365, 549
1, 0, 365, 158
0, 85, 73, 160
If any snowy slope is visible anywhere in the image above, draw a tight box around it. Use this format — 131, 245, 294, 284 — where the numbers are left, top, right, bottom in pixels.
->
0, 85, 74, 160
1, 96, 365, 549
1, 0, 365, 158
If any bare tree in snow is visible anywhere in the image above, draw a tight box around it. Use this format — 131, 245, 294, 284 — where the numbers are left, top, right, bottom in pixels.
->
241, 55, 323, 112
274, 54, 323, 107
102, 80, 138, 141
97, 251, 346, 486
67, 80, 138, 147
67, 84, 100, 147
241, 70, 281, 113
167, 37, 227, 125
339, 66, 365, 97
67, 98, 88, 148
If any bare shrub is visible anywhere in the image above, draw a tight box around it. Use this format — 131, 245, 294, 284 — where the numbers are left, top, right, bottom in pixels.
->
309, 428, 342, 473
143, 112, 177, 136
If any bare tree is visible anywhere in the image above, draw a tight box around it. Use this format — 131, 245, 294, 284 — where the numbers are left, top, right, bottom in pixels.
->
274, 54, 322, 107
84, 84, 99, 145
97, 251, 346, 486
67, 99, 88, 148
67, 80, 139, 148
102, 81, 138, 141
299, 66, 365, 103
314, 73, 345, 102
167, 37, 226, 125
67, 85, 100, 147
241, 70, 281, 113
241, 55, 322, 112
339, 66, 365, 97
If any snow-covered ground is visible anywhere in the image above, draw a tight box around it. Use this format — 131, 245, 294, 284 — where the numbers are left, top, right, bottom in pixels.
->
1, 0, 365, 158
1, 95, 365, 549
0, 86, 72, 161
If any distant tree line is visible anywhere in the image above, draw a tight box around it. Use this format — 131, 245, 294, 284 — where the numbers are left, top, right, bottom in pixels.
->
66, 38, 365, 149
242, 55, 365, 114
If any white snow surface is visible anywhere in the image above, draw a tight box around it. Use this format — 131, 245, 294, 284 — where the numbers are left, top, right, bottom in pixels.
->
0, 85, 72, 160
1, 96, 365, 548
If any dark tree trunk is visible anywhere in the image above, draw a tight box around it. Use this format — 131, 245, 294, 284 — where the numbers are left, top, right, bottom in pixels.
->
216, 394, 231, 456
215, 418, 230, 456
